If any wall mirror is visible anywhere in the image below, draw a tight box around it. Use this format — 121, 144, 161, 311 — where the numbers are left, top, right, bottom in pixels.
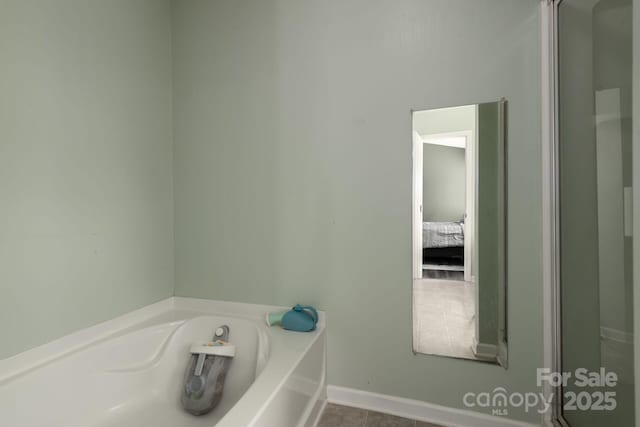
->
411, 101, 507, 367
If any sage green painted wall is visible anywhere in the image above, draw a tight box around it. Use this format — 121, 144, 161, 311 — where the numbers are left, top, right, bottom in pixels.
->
172, 0, 542, 421
0, 0, 174, 359
476, 102, 500, 347
422, 145, 465, 222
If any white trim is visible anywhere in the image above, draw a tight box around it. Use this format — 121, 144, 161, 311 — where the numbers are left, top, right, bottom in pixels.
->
473, 336, 498, 359
326, 385, 539, 427
465, 123, 476, 284
422, 135, 467, 149
412, 129, 424, 280
420, 130, 473, 142
541, 1, 561, 426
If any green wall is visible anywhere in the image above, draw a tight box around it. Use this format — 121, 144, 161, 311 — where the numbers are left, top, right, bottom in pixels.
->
0, 0, 174, 359
172, 0, 543, 422
422, 145, 466, 222
476, 102, 501, 347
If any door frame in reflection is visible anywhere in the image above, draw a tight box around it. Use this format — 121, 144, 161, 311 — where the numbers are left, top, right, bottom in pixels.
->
413, 130, 475, 283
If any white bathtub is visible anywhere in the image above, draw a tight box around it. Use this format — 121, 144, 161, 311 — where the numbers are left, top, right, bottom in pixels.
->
0, 298, 326, 427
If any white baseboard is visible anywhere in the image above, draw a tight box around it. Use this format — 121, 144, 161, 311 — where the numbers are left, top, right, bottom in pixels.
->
326, 385, 539, 427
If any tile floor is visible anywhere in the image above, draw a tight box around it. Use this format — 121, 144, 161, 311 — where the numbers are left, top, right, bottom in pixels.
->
318, 404, 443, 427
412, 278, 477, 360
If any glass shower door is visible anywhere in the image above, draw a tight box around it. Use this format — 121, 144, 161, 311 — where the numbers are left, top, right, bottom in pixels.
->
557, 0, 634, 425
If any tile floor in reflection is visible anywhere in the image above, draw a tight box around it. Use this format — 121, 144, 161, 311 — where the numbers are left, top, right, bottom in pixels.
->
412, 279, 477, 360
317, 404, 443, 427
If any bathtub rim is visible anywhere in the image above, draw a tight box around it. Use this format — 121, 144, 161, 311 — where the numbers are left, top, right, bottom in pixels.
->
0, 297, 325, 386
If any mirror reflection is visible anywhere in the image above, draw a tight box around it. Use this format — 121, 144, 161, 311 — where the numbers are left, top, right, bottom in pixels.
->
412, 101, 507, 366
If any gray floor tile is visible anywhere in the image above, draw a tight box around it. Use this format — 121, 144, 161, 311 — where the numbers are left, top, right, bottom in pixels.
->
365, 411, 415, 427
318, 403, 367, 427
416, 421, 444, 427
317, 405, 446, 427
413, 278, 480, 361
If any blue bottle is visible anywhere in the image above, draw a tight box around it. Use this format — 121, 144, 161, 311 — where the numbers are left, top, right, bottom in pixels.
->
266, 304, 318, 332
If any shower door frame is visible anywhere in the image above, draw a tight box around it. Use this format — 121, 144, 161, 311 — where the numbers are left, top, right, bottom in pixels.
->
545, 1, 639, 426
542, 0, 570, 426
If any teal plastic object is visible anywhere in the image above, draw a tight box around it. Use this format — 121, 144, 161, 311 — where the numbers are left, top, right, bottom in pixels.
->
266, 304, 318, 332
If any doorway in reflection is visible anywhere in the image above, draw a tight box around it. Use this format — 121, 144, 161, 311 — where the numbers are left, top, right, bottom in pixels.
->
412, 105, 477, 359
412, 101, 506, 365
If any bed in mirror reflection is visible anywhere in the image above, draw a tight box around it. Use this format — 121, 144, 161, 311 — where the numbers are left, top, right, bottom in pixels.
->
411, 100, 507, 367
